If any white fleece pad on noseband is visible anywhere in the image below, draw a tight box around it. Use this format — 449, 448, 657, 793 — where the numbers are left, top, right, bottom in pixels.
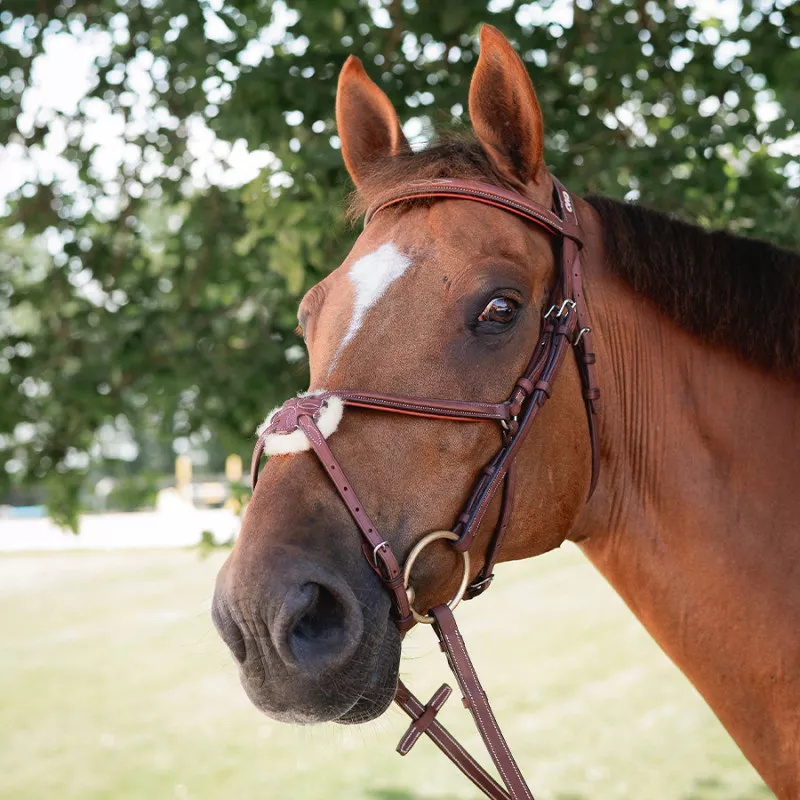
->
257, 392, 344, 456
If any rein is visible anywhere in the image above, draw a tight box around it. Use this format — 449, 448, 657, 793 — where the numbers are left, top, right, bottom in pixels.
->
251, 176, 600, 799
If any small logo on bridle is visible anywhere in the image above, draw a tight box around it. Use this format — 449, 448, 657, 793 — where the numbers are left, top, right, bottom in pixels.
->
562, 191, 573, 213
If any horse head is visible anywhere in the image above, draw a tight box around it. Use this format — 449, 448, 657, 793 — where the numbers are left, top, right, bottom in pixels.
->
212, 25, 593, 725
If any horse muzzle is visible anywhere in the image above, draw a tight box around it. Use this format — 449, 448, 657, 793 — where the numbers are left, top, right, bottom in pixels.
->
212, 544, 401, 724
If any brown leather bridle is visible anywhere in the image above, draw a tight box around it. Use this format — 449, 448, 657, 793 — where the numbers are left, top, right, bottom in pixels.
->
251, 176, 600, 800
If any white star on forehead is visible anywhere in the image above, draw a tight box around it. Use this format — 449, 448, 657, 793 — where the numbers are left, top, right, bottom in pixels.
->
328, 241, 413, 375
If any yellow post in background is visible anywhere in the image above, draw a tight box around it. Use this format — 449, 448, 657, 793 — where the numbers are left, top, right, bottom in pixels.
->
225, 454, 242, 482
175, 455, 193, 504
224, 454, 243, 514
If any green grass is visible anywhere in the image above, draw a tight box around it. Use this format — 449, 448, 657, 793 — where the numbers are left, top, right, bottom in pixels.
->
0, 546, 772, 800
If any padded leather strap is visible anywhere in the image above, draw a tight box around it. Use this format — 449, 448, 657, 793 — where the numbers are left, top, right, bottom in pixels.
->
552, 177, 601, 498
432, 605, 535, 799
467, 459, 516, 598
297, 415, 413, 630
452, 309, 577, 553
366, 178, 582, 245
336, 391, 512, 422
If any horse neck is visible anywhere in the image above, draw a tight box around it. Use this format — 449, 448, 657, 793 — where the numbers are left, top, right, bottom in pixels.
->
572, 203, 800, 794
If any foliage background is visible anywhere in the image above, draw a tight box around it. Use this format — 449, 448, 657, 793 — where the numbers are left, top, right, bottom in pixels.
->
0, 0, 798, 525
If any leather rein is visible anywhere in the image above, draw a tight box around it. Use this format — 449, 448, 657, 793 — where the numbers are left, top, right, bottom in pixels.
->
251, 176, 600, 800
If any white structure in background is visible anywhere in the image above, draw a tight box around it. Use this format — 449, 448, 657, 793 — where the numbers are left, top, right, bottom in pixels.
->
0, 455, 248, 552
0, 507, 240, 552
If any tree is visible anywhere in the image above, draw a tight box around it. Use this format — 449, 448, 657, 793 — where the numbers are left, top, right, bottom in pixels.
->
0, 0, 797, 527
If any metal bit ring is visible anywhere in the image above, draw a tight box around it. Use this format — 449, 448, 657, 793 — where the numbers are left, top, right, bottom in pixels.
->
402, 530, 470, 625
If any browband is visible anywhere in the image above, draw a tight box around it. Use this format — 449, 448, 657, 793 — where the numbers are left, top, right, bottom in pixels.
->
365, 177, 583, 244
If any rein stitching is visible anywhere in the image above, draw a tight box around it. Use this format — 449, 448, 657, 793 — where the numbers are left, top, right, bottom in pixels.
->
251, 176, 601, 800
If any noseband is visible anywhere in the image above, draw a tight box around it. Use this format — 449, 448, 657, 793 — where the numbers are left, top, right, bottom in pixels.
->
251, 177, 600, 800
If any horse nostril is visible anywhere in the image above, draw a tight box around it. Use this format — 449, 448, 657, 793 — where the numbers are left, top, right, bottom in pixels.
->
293, 583, 342, 640
285, 582, 361, 674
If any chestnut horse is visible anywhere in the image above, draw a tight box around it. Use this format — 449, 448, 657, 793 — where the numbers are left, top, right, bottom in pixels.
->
212, 25, 800, 797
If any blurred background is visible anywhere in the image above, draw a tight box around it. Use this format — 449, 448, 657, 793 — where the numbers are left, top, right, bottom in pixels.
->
0, 0, 796, 797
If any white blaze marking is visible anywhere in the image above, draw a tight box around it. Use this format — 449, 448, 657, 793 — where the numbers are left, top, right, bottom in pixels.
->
328, 242, 412, 373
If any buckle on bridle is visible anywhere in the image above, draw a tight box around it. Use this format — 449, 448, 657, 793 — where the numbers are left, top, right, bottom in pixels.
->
465, 573, 494, 599
372, 540, 389, 567
545, 298, 577, 319
573, 326, 591, 347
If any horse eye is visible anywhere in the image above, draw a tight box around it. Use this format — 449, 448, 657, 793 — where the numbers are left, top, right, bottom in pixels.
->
478, 296, 518, 325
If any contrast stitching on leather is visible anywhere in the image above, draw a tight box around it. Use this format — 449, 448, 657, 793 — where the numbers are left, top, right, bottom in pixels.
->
435, 613, 529, 795
369, 191, 563, 234
340, 395, 506, 417
365, 182, 569, 236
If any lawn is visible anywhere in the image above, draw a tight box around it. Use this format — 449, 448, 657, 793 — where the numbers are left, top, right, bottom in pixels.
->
0, 545, 772, 800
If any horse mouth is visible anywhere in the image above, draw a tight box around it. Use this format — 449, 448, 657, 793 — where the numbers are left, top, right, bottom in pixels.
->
235, 613, 403, 726
335, 633, 402, 724
336, 681, 397, 724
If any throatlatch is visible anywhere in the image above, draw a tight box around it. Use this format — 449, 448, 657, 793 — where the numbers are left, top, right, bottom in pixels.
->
251, 177, 600, 800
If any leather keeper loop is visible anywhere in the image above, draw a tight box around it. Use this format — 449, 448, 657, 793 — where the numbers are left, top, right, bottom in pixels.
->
515, 377, 534, 394
555, 319, 572, 336
534, 380, 552, 397
396, 613, 415, 635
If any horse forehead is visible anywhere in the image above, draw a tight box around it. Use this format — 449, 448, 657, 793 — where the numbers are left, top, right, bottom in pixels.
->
325, 200, 535, 323
347, 240, 414, 306
321, 240, 416, 376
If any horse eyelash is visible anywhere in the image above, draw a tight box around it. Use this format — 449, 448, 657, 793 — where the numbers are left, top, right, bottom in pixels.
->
294, 325, 304, 339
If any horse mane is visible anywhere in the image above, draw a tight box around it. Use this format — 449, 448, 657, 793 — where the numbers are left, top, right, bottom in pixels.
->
584, 195, 800, 381
350, 137, 800, 381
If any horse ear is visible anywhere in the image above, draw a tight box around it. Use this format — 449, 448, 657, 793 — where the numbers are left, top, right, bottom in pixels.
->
469, 25, 545, 187
336, 55, 410, 186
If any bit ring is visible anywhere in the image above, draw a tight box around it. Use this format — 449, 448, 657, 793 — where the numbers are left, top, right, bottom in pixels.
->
402, 530, 470, 625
